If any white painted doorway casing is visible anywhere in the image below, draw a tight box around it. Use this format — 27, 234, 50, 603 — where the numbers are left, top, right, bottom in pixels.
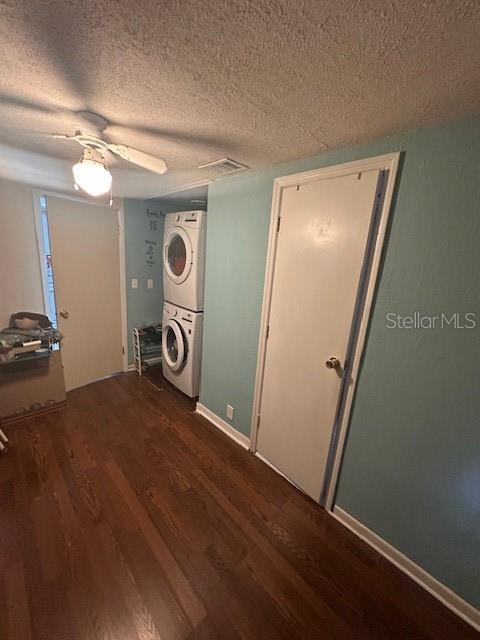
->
251, 154, 399, 506
47, 196, 124, 391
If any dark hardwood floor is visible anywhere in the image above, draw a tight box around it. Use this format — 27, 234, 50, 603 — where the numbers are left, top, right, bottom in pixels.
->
0, 372, 477, 640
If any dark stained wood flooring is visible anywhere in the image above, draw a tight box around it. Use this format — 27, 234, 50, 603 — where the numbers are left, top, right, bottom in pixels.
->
0, 372, 478, 640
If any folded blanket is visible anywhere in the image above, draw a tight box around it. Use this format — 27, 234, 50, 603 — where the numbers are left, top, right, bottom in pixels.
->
0, 326, 63, 349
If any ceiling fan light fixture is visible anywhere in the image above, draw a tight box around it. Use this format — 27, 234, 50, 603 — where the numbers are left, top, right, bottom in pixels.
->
72, 148, 112, 197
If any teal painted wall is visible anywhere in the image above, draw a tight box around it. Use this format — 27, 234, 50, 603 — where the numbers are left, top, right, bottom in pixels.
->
124, 198, 171, 364
124, 199, 206, 364
200, 116, 480, 607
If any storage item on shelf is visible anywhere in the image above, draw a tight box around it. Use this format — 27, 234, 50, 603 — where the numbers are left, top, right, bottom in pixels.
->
0, 312, 62, 364
133, 323, 162, 375
0, 312, 66, 423
0, 349, 66, 422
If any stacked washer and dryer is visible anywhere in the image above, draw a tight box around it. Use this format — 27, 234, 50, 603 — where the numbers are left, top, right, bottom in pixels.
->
162, 210, 207, 397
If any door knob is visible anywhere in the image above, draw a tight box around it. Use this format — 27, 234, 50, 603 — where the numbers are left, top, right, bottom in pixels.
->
59, 309, 69, 319
325, 356, 340, 370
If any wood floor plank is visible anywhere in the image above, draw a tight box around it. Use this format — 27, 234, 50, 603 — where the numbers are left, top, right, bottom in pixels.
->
4, 561, 32, 640
105, 457, 207, 629
190, 465, 354, 639
91, 519, 163, 640
0, 371, 477, 640
30, 495, 64, 583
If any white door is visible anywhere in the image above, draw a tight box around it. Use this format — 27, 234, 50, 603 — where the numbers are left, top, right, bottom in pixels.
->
257, 169, 381, 501
47, 196, 123, 391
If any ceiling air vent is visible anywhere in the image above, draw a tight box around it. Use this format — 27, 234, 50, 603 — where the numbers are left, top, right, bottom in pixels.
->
198, 157, 249, 174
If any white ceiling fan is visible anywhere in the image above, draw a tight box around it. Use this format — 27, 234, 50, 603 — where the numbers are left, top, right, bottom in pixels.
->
53, 111, 168, 197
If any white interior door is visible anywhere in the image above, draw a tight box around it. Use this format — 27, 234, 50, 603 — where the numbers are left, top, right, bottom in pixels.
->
47, 196, 123, 391
257, 169, 381, 501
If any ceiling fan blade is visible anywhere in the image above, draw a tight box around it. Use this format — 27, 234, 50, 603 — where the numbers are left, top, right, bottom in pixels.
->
105, 122, 225, 148
107, 144, 167, 174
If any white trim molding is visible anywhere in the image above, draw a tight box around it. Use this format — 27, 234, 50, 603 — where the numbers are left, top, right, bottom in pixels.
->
117, 199, 129, 372
143, 178, 212, 201
248, 153, 400, 511
332, 507, 480, 632
196, 403, 250, 450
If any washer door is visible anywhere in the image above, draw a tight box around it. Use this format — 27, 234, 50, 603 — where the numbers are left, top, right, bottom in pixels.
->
164, 227, 193, 284
162, 319, 187, 372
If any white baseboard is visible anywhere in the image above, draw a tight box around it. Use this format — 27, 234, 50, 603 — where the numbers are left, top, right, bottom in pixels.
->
195, 403, 250, 450
332, 506, 480, 632
126, 363, 136, 372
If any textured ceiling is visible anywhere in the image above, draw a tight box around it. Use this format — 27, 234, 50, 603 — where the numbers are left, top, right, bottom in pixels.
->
0, 0, 479, 198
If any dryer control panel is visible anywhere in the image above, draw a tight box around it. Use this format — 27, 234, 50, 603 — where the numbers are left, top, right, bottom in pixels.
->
166, 210, 206, 230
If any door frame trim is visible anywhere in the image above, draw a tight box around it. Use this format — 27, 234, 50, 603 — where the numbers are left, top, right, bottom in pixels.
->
117, 200, 129, 372
32, 189, 129, 372
249, 153, 400, 510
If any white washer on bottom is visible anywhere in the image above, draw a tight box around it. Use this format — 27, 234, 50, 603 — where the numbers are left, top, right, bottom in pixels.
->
162, 301, 203, 398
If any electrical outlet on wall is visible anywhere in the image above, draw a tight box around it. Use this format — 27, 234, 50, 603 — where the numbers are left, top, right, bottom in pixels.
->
226, 404, 234, 421
147, 278, 153, 289
131, 278, 138, 289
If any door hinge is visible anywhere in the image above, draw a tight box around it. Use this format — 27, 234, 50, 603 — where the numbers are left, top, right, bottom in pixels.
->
256, 414, 261, 431
276, 216, 281, 232
266, 325, 270, 340
122, 346, 125, 355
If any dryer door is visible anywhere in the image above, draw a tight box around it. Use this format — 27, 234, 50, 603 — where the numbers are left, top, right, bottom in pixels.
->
162, 319, 187, 372
164, 227, 193, 284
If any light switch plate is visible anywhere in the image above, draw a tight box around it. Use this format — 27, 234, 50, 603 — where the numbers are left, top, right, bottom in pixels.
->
147, 278, 154, 289
226, 404, 234, 421
131, 278, 138, 289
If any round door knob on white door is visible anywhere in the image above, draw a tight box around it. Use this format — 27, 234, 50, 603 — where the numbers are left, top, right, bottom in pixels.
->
325, 356, 340, 370
59, 309, 69, 319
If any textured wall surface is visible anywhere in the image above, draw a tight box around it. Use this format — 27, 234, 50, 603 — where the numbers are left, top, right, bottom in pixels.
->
0, 2, 479, 195
201, 116, 480, 607
0, 177, 44, 326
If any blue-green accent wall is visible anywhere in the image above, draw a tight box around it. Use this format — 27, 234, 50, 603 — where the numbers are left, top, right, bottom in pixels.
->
200, 116, 480, 607
124, 198, 206, 364
124, 198, 170, 364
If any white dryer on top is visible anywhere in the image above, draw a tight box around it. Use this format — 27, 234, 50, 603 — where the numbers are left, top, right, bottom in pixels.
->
163, 210, 207, 312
